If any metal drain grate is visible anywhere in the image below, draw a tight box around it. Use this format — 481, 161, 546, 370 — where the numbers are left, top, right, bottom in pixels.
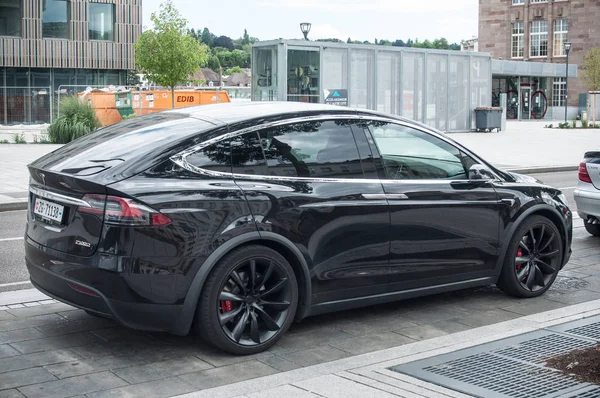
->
564, 387, 600, 398
566, 322, 600, 341
423, 352, 581, 398
491, 333, 595, 363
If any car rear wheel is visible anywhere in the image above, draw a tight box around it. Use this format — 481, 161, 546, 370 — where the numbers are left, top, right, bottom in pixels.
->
497, 215, 563, 298
584, 222, 600, 237
195, 245, 298, 355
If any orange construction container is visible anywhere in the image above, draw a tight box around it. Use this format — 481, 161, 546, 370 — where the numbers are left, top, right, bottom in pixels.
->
80, 90, 124, 127
131, 89, 231, 117
81, 89, 231, 127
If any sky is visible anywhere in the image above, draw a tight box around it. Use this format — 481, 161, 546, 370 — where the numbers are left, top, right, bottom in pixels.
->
141, 0, 478, 44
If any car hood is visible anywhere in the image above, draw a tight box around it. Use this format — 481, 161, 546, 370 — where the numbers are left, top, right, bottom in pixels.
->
507, 171, 544, 185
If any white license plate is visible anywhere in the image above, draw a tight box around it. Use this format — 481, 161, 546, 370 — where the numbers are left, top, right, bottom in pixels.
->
34, 198, 64, 223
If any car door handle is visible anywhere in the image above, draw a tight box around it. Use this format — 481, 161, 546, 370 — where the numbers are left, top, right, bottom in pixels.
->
362, 194, 408, 200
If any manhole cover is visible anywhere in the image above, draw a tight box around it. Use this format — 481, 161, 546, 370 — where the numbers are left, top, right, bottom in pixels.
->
552, 276, 591, 292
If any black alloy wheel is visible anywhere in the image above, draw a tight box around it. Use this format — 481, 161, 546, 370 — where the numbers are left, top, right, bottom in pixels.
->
196, 245, 298, 355
498, 215, 563, 298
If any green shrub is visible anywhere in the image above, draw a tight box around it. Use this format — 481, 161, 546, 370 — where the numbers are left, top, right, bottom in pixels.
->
38, 134, 52, 144
582, 119, 589, 128
547, 124, 553, 128
571, 119, 577, 129
48, 96, 100, 144
558, 122, 571, 129
0, 139, 9, 144
13, 133, 26, 144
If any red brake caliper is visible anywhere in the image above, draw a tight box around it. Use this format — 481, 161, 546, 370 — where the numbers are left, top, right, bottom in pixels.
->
516, 248, 524, 271
220, 300, 232, 312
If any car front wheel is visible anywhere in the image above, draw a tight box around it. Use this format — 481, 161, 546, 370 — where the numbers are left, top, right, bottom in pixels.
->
497, 215, 563, 298
195, 245, 298, 355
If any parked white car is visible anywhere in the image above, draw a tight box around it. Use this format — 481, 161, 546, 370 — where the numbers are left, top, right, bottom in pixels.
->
574, 152, 600, 236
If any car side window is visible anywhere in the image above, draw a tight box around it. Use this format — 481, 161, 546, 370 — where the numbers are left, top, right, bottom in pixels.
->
186, 139, 232, 173
230, 132, 269, 176
366, 121, 476, 180
257, 120, 364, 179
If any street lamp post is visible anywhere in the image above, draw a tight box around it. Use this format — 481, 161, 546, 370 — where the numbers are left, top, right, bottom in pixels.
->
300, 23, 311, 41
564, 41, 572, 123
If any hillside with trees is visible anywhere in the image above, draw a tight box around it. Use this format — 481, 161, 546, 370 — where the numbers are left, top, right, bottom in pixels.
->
187, 27, 463, 73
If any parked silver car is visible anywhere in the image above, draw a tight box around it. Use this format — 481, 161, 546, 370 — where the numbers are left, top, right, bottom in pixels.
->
575, 152, 600, 236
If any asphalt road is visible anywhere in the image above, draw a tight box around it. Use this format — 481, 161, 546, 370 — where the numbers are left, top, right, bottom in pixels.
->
0, 171, 581, 293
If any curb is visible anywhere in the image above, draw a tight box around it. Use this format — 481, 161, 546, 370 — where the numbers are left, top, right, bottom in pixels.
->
507, 165, 579, 174
0, 201, 28, 212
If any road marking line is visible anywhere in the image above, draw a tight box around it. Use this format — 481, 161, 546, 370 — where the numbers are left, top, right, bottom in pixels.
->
0, 237, 23, 242
0, 281, 30, 288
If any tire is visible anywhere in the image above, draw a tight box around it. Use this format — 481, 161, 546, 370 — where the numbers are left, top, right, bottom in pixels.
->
584, 222, 600, 237
497, 215, 563, 298
195, 245, 298, 355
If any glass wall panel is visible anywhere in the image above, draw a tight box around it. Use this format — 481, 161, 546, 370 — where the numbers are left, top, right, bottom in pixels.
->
287, 49, 320, 103
402, 52, 424, 122
449, 56, 469, 131
427, 54, 448, 131
53, 69, 76, 93
322, 48, 348, 95
376, 52, 399, 114
30, 69, 50, 88
0, 0, 22, 37
89, 3, 115, 40
76, 69, 95, 87
252, 47, 277, 101
42, 0, 70, 39
471, 57, 491, 113
350, 49, 374, 109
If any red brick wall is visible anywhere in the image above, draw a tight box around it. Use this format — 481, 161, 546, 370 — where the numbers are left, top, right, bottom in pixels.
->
479, 0, 600, 106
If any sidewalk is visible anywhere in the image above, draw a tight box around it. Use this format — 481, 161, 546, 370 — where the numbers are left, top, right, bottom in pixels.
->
0, 122, 591, 211
174, 300, 600, 398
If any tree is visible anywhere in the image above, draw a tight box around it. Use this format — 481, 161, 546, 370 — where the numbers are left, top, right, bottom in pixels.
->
582, 48, 600, 91
135, 0, 208, 108
242, 29, 250, 46
126, 70, 141, 86
392, 40, 406, 47
225, 66, 244, 75
207, 54, 221, 72
201, 27, 214, 46
213, 35, 234, 51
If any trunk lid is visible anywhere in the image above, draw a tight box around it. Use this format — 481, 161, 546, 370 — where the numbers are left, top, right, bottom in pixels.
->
27, 170, 107, 256
26, 112, 218, 256
583, 152, 600, 190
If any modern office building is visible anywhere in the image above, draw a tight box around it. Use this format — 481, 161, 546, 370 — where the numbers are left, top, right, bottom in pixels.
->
479, 0, 598, 120
0, 0, 142, 124
252, 39, 576, 132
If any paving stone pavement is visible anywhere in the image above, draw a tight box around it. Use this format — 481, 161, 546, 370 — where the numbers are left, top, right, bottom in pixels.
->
0, 218, 598, 397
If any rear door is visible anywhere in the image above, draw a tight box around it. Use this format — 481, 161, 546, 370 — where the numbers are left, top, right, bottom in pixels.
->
360, 118, 502, 290
231, 117, 392, 305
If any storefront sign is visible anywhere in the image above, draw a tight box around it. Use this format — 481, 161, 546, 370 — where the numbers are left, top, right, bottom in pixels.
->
324, 89, 348, 107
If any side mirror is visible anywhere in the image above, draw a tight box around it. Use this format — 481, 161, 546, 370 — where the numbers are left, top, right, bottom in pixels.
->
469, 164, 495, 181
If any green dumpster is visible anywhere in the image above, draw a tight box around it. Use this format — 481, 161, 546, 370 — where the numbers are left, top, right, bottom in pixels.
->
115, 91, 135, 119
474, 106, 503, 133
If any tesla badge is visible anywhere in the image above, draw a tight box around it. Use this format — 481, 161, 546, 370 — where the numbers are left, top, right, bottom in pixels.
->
75, 240, 92, 248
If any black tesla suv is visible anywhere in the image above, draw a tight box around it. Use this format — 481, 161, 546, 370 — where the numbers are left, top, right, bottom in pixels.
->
25, 102, 572, 354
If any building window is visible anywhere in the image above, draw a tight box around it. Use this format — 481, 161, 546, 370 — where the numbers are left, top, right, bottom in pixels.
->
0, 0, 22, 37
553, 19, 568, 57
512, 22, 525, 58
42, 0, 70, 39
512, 0, 524, 4
531, 0, 548, 2
89, 3, 115, 41
552, 78, 566, 107
530, 20, 548, 57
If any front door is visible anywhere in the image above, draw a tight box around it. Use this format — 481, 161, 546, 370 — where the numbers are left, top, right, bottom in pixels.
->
361, 119, 501, 291
521, 87, 531, 120
231, 118, 391, 305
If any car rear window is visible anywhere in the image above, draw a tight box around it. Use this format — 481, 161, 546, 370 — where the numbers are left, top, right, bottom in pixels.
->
32, 114, 216, 174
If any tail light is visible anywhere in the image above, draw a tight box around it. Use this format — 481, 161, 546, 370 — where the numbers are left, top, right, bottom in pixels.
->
78, 194, 171, 226
579, 162, 592, 183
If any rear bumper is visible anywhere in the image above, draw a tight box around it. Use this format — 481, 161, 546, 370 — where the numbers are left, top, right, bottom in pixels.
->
25, 239, 189, 335
574, 185, 600, 221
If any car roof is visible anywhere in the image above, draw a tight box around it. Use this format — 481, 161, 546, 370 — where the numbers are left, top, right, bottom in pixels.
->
165, 101, 359, 124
